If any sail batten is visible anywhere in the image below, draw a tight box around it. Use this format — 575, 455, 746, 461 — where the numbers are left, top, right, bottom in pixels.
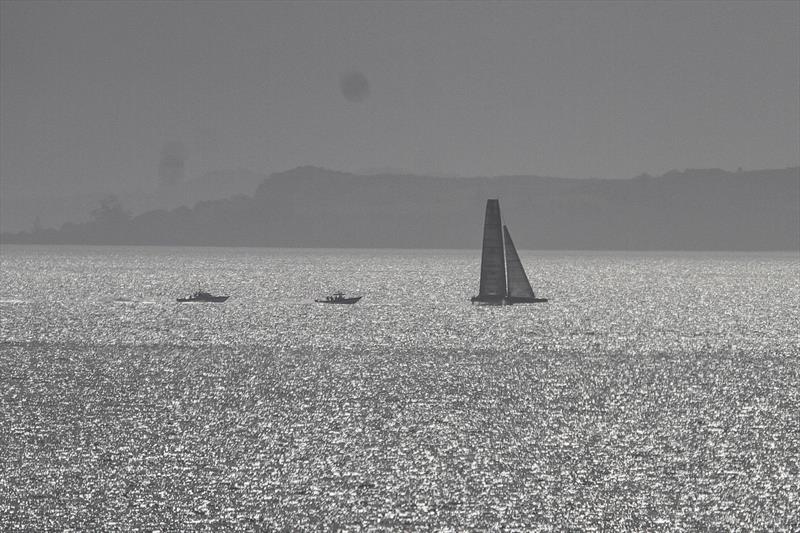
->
477, 199, 506, 298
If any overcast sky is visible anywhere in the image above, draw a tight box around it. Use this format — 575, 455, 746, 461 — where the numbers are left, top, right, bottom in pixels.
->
1, 0, 798, 194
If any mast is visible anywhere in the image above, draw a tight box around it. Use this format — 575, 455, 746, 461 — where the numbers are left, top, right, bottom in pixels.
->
503, 225, 536, 300
476, 199, 506, 300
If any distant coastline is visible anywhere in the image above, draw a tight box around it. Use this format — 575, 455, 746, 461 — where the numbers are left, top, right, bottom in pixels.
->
2, 166, 798, 252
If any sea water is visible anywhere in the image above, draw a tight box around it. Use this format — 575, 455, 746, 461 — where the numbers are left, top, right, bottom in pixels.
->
1, 245, 798, 530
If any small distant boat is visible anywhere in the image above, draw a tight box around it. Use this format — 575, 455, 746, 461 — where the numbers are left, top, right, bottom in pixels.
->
315, 292, 362, 305
176, 290, 229, 303
471, 199, 548, 305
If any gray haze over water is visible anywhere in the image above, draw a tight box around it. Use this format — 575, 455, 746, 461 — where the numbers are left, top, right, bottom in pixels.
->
1, 1, 798, 232
5, 166, 798, 251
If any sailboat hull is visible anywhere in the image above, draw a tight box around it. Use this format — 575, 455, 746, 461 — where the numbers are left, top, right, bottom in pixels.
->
508, 296, 548, 304
470, 295, 548, 305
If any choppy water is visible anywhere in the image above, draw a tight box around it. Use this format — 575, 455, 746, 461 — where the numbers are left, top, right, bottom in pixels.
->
1, 245, 798, 530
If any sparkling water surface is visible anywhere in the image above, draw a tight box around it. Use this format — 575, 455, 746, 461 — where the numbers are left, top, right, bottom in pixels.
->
1, 245, 798, 530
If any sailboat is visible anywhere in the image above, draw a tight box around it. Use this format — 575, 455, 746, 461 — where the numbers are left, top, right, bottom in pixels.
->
471, 199, 548, 305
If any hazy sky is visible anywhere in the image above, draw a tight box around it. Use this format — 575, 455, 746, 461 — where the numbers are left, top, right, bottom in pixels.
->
1, 0, 798, 194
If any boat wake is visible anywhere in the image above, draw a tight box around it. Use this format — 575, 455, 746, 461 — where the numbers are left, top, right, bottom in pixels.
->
106, 296, 156, 305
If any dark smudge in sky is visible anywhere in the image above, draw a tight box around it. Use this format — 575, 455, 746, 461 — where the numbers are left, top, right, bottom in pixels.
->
340, 71, 370, 103
158, 141, 186, 189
